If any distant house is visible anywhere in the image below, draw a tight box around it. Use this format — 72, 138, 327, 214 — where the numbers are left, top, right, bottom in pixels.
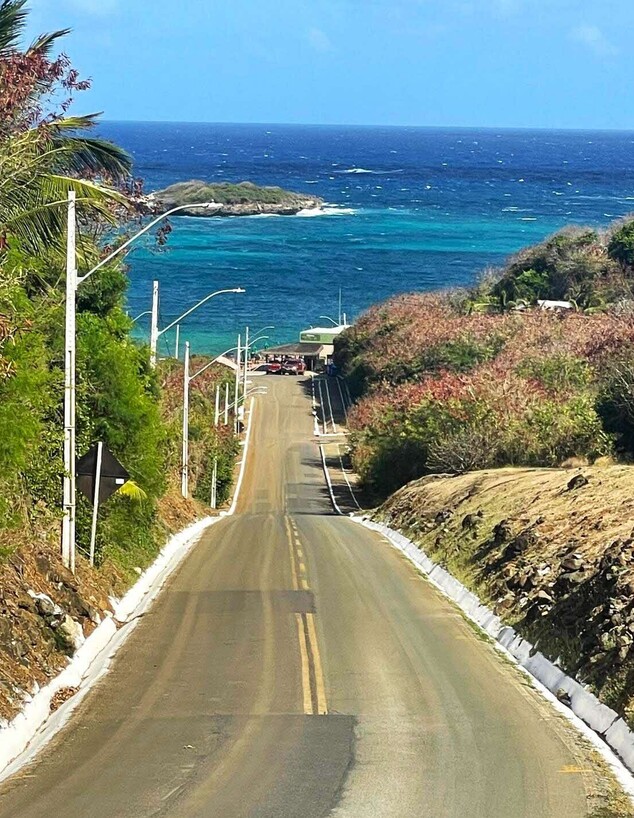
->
264, 324, 349, 371
537, 299, 574, 311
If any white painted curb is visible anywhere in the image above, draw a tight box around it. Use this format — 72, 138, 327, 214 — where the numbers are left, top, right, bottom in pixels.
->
316, 446, 634, 797
0, 397, 258, 782
354, 516, 634, 798
0, 516, 215, 781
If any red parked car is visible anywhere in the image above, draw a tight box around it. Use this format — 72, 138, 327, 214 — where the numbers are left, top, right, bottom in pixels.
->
280, 358, 306, 376
266, 361, 282, 375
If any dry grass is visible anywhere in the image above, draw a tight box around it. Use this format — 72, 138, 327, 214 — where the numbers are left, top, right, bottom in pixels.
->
377, 463, 634, 725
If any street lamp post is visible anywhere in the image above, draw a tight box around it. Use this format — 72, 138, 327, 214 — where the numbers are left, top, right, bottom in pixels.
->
62, 192, 77, 572
181, 338, 250, 498
243, 326, 249, 409
234, 334, 241, 434
242, 326, 273, 401
182, 342, 191, 498
149, 282, 245, 368
199, 333, 272, 432
62, 196, 225, 572
319, 315, 340, 327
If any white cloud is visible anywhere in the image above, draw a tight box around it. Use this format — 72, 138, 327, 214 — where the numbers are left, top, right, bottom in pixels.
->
307, 27, 333, 52
571, 24, 618, 57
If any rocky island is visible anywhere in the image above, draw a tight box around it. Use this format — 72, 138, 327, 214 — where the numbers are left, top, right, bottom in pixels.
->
149, 180, 323, 217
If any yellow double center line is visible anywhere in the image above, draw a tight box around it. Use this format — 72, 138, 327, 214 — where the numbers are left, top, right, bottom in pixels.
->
285, 517, 328, 716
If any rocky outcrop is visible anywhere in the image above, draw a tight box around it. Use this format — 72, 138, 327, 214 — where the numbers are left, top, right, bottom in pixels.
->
149, 180, 323, 217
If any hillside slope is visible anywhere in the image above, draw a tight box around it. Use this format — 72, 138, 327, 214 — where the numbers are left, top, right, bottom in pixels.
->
374, 463, 634, 726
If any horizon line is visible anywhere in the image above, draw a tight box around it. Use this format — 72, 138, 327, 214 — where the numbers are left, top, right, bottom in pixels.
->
98, 119, 634, 134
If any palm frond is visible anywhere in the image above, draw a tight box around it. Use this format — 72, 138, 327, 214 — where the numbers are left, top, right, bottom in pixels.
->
48, 114, 100, 131
117, 480, 148, 502
27, 28, 70, 58
53, 136, 132, 180
0, 0, 27, 54
47, 117, 133, 181
4, 182, 126, 252
0, 124, 131, 254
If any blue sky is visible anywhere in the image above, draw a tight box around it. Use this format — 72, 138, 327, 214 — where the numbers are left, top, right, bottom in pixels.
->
27, 0, 634, 129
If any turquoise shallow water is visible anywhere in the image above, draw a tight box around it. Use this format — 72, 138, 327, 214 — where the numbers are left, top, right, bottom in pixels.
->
98, 122, 634, 355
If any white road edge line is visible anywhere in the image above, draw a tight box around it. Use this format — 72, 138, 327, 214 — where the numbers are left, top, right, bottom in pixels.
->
319, 444, 343, 515
0, 397, 259, 783
337, 444, 362, 511
226, 397, 256, 517
335, 377, 348, 423
317, 441, 634, 802
311, 377, 321, 438
317, 379, 328, 435
323, 378, 338, 435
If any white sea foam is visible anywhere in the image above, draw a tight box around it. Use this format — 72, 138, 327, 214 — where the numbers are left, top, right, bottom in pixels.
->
295, 206, 357, 217
340, 168, 403, 175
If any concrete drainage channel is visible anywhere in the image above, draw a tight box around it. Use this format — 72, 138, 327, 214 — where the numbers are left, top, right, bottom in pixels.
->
317, 449, 634, 801
0, 397, 258, 783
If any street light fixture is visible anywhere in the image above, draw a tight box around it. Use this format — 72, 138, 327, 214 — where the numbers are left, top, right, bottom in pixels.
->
319, 315, 340, 327
149, 282, 245, 368
181, 341, 230, 499
241, 325, 275, 406
180, 333, 270, 498
63, 194, 223, 573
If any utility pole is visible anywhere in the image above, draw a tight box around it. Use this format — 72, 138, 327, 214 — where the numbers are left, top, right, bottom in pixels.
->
210, 457, 218, 509
224, 382, 229, 426
88, 442, 103, 568
243, 326, 249, 407
234, 334, 241, 434
214, 383, 220, 426
175, 324, 180, 360
62, 200, 224, 571
150, 280, 159, 368
182, 342, 190, 498
62, 192, 77, 573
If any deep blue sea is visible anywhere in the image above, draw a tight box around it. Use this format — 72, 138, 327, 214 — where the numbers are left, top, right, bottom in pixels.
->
98, 122, 634, 355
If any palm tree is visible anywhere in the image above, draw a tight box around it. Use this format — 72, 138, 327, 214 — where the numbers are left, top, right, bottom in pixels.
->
0, 0, 133, 254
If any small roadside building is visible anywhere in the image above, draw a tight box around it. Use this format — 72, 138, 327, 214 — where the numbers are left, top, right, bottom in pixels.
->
263, 324, 349, 371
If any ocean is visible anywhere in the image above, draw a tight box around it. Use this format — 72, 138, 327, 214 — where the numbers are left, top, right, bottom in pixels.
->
97, 122, 634, 355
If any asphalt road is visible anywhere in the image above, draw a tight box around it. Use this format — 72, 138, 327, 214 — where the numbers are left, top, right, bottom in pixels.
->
0, 376, 613, 816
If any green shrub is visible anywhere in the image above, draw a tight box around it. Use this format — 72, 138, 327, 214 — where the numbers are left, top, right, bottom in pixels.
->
608, 219, 634, 268
492, 228, 615, 308
596, 357, 634, 455
516, 354, 592, 393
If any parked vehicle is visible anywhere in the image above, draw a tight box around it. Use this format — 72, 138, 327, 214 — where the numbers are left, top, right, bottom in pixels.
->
280, 358, 306, 376
266, 361, 282, 375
